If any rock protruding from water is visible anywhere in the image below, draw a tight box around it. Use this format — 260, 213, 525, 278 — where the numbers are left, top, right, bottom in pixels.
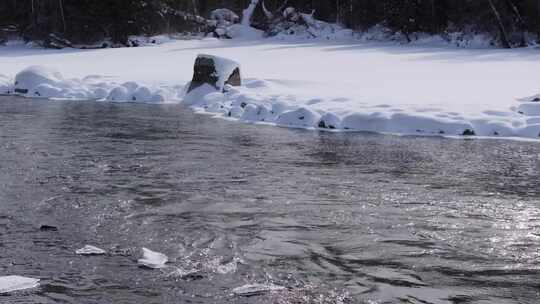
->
0, 276, 40, 294
187, 55, 241, 94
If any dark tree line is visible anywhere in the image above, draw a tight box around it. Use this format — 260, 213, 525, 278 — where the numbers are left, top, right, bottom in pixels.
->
1, 0, 539, 47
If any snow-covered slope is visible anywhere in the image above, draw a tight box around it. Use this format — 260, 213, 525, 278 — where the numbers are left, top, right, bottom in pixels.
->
1, 37, 540, 139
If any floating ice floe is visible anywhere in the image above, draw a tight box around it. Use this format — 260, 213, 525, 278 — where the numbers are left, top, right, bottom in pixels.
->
0, 276, 40, 294
137, 247, 168, 269
75, 245, 106, 255
232, 283, 286, 296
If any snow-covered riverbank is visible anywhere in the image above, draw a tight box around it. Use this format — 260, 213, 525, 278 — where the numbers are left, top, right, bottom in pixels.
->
1, 37, 540, 139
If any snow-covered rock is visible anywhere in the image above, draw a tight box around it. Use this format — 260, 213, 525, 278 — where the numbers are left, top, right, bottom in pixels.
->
232, 283, 286, 296
7, 65, 174, 102
106, 86, 130, 102
138, 248, 168, 269
226, 24, 264, 40
517, 102, 540, 116
228, 105, 245, 118
387, 113, 473, 135
187, 54, 241, 93
75, 245, 106, 255
14, 66, 64, 94
131, 86, 153, 102
277, 107, 321, 128
341, 112, 390, 132
0, 276, 40, 294
32, 83, 63, 98
183, 83, 220, 106
241, 104, 273, 122
210, 8, 240, 24
318, 112, 341, 129
0, 74, 13, 94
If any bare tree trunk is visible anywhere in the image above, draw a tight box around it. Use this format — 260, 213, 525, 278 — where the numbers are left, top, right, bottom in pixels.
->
58, 0, 66, 33
30, 0, 38, 33
487, 0, 511, 48
191, 0, 198, 15
261, 1, 273, 20
431, 0, 437, 32
536, 0, 540, 41
537, 0, 540, 41
505, 0, 525, 46
336, 0, 340, 24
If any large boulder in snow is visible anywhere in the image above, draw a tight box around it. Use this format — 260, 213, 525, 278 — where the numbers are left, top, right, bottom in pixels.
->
187, 54, 241, 93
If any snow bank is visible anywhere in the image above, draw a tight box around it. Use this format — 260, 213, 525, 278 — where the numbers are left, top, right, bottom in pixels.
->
210, 8, 239, 24
225, 24, 264, 40
8, 66, 178, 102
2, 38, 540, 140
180, 76, 540, 139
0, 276, 39, 293
0, 74, 13, 94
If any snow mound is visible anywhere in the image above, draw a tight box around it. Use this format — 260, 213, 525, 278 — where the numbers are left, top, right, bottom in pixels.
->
0, 276, 40, 294
268, 9, 353, 41
183, 83, 219, 106
15, 66, 64, 95
277, 107, 321, 128
341, 112, 474, 135
318, 112, 341, 129
138, 248, 168, 269
179, 78, 540, 139
232, 283, 286, 296
10, 66, 178, 102
76, 245, 106, 255
226, 24, 264, 40
517, 101, 540, 116
210, 8, 239, 24
0, 74, 13, 94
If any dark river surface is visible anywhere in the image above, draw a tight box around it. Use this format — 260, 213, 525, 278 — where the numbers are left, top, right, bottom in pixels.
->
1, 96, 540, 304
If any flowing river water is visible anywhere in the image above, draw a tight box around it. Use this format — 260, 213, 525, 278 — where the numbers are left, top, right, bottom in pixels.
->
1, 96, 540, 304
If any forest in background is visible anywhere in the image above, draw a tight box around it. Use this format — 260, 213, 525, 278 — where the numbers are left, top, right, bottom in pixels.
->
1, 0, 539, 48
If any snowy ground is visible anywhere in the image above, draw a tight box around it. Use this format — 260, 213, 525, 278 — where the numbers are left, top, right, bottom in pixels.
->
1, 36, 540, 139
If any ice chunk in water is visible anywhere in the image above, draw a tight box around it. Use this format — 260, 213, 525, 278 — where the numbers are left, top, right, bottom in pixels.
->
232, 283, 286, 296
0, 276, 40, 294
137, 247, 168, 269
75, 245, 106, 255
